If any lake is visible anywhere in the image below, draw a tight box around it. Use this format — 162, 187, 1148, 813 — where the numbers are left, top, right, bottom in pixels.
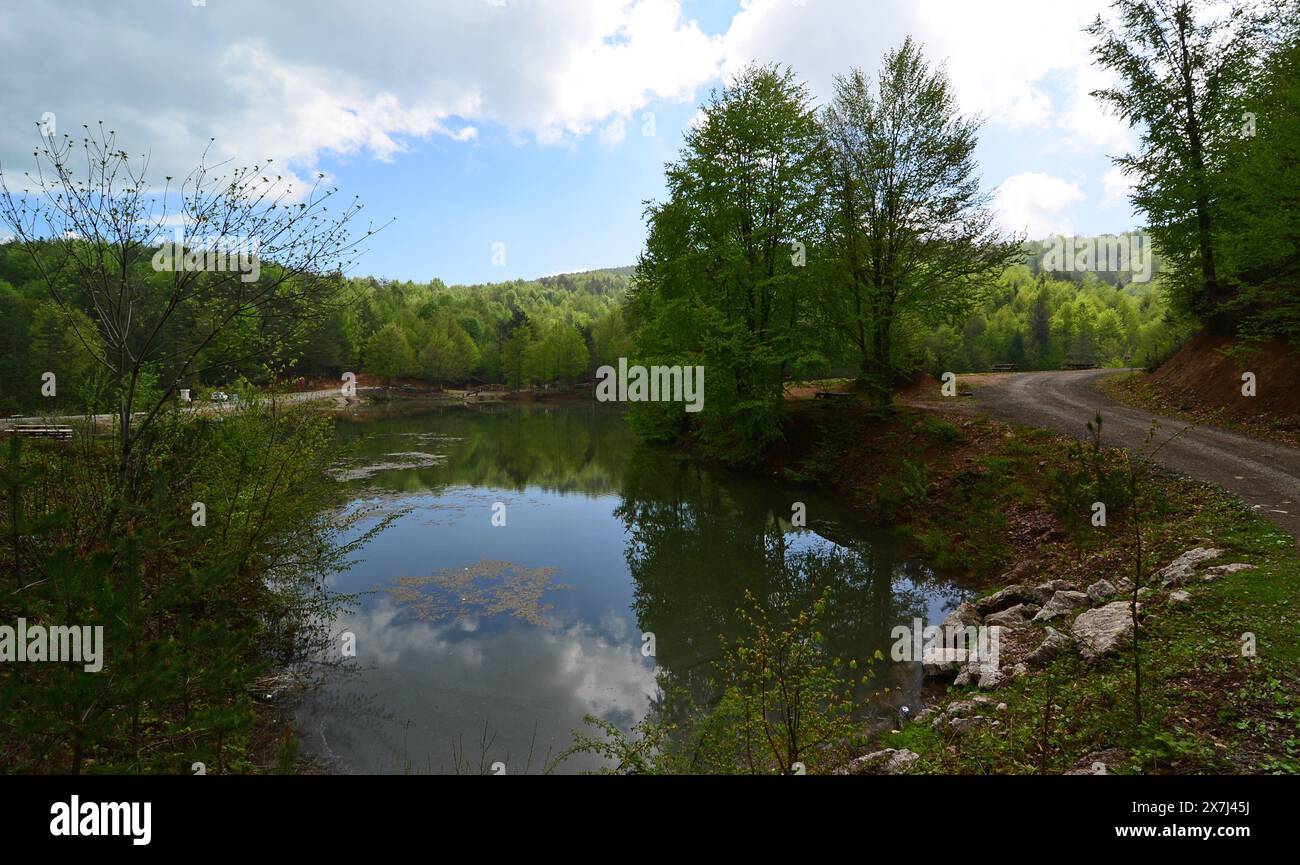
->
295, 401, 965, 773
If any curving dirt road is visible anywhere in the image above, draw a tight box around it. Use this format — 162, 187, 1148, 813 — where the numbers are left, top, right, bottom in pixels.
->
973, 368, 1300, 540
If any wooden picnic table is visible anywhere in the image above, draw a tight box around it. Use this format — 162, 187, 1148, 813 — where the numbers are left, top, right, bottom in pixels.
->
4, 424, 73, 440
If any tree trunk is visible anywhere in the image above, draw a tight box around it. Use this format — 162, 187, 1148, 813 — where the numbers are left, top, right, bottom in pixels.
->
1179, 26, 1230, 334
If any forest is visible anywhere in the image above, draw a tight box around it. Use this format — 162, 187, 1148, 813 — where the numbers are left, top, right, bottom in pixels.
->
916, 260, 1193, 375
0, 243, 635, 415
0, 234, 1192, 418
621, 5, 1299, 462
0, 3, 1292, 432
4, 4, 1292, 425
0, 0, 1296, 785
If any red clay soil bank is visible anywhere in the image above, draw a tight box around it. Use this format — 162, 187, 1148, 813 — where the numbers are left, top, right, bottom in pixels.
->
896, 370, 942, 399
1149, 332, 1300, 419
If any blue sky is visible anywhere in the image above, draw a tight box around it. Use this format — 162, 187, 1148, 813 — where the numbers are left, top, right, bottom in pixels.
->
1, 0, 1143, 285
324, 94, 700, 284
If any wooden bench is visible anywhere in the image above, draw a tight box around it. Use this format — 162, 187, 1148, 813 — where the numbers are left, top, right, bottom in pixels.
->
990, 363, 1018, 372
5, 425, 73, 440
465, 384, 507, 401
814, 391, 856, 400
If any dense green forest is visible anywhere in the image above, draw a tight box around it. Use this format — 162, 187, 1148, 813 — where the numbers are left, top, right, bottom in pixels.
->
0, 235, 1191, 421
0, 244, 633, 414
0, 0, 1295, 777
325, 267, 632, 390
917, 260, 1193, 374
0, 233, 1193, 418
621, 4, 1298, 462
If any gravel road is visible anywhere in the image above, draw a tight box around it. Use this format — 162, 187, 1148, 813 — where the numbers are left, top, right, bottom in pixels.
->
973, 368, 1300, 540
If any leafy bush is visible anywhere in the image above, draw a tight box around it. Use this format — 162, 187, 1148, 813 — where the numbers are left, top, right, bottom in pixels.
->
562, 593, 867, 774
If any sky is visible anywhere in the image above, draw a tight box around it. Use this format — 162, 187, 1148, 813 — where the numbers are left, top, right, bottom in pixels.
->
0, 0, 1143, 285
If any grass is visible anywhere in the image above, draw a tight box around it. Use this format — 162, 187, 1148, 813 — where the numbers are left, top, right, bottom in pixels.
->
777, 399, 1300, 773
889, 472, 1300, 774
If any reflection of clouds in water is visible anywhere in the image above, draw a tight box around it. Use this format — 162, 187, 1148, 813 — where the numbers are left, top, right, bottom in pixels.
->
301, 598, 656, 773
596, 606, 632, 644
554, 624, 653, 726
345, 597, 486, 669
309, 407, 968, 772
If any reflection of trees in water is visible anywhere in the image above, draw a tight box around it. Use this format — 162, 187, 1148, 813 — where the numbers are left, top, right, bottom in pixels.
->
295, 687, 400, 774
334, 403, 633, 495
320, 404, 965, 767
617, 445, 938, 714
298, 687, 551, 774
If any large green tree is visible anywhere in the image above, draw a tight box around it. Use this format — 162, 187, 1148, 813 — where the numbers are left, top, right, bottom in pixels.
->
364, 321, 414, 389
1214, 19, 1300, 343
632, 64, 824, 460
1087, 0, 1278, 330
820, 38, 1018, 403
418, 309, 480, 383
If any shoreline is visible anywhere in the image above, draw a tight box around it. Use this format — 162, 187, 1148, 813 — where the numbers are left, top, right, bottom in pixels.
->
283, 394, 1300, 774
757, 396, 1300, 774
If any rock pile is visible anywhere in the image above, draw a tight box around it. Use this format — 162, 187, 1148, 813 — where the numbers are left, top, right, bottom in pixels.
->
920, 549, 1256, 686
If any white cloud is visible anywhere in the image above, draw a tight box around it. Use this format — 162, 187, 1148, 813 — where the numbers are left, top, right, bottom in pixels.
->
599, 116, 628, 148
1100, 165, 1136, 209
720, 0, 1132, 149
994, 171, 1086, 239
0, 0, 1142, 236
0, 0, 723, 184
1057, 62, 1133, 154
335, 597, 656, 725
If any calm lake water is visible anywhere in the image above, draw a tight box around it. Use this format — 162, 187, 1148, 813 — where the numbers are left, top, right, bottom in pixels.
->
295, 401, 965, 773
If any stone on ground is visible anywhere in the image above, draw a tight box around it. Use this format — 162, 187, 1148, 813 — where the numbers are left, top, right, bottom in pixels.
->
974, 584, 1042, 616
984, 602, 1039, 628
1158, 547, 1222, 588
1032, 590, 1090, 623
837, 748, 919, 775
1026, 626, 1073, 667
1086, 579, 1117, 605
1072, 601, 1139, 661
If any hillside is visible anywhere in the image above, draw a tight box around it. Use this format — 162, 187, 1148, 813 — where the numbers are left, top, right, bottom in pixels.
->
1101, 333, 1300, 445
